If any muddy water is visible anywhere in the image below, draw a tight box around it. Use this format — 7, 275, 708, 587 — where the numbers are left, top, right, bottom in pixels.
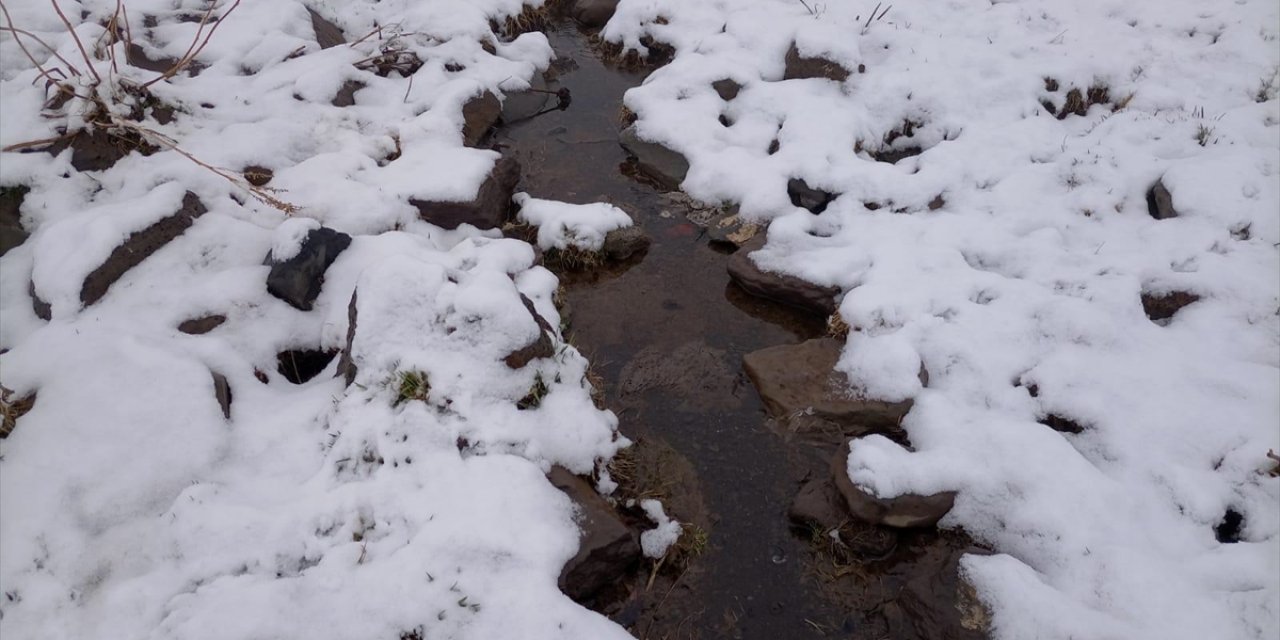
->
497, 23, 860, 638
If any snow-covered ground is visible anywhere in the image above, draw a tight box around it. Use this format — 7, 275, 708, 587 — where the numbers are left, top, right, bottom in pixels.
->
2, 0, 1278, 639
1, 1, 637, 638
606, 0, 1280, 638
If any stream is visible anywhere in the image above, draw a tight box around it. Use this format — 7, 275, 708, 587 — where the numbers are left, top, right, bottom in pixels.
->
498, 21, 978, 640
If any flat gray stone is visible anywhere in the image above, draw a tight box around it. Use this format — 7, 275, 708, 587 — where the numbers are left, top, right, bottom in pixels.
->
619, 125, 689, 190
743, 337, 912, 433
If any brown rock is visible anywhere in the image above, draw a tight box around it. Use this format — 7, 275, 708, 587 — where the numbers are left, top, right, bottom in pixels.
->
308, 9, 345, 49
571, 0, 621, 28
462, 90, 502, 147
712, 78, 742, 101
1146, 178, 1178, 220
211, 372, 232, 420
0, 387, 35, 439
889, 544, 992, 640
619, 125, 689, 190
783, 42, 850, 82
743, 337, 911, 433
601, 226, 650, 261
504, 294, 555, 369
788, 476, 848, 531
81, 192, 207, 307
1141, 289, 1199, 323
411, 155, 520, 230
331, 80, 364, 107
548, 466, 641, 602
727, 236, 840, 315
47, 130, 159, 173
178, 314, 226, 335
243, 165, 273, 187
831, 440, 955, 528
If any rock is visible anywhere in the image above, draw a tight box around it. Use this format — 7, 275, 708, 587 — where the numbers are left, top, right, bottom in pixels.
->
243, 165, 273, 187
81, 192, 207, 307
788, 476, 848, 531
308, 8, 345, 49
211, 372, 232, 420
783, 42, 850, 82
727, 236, 840, 315
1141, 290, 1199, 323
504, 294, 556, 369
601, 226, 650, 261
0, 388, 36, 439
712, 78, 742, 101
831, 441, 956, 528
889, 545, 992, 640
548, 466, 641, 602
337, 289, 359, 385
411, 156, 520, 230
461, 90, 502, 147
125, 42, 178, 73
571, 0, 621, 28
705, 212, 760, 250
178, 314, 226, 335
502, 74, 555, 122
787, 178, 837, 214
47, 130, 158, 173
619, 126, 689, 190
29, 280, 50, 321
743, 338, 912, 433
331, 80, 364, 107
265, 226, 352, 311
1146, 178, 1177, 220
0, 185, 30, 257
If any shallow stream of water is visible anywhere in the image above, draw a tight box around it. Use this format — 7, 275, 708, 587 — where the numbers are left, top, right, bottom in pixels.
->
499, 22, 974, 640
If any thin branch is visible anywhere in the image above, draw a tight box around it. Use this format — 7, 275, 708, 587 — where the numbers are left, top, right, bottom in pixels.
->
0, 24, 81, 74
50, 0, 100, 84
140, 0, 241, 89
1, 133, 72, 152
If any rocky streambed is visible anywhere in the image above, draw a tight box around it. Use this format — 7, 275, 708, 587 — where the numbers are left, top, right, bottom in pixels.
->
495, 16, 989, 640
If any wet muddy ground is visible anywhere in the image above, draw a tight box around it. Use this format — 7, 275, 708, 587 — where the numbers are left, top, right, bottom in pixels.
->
499, 21, 981, 640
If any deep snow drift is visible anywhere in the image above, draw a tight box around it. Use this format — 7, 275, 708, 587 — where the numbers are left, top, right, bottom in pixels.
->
604, 0, 1280, 638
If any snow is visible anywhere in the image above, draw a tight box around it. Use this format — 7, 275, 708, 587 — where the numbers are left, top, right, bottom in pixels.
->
513, 192, 634, 251
638, 499, 682, 559
602, 0, 1280, 638
0, 1, 632, 639
3, 0, 1278, 637
269, 217, 322, 261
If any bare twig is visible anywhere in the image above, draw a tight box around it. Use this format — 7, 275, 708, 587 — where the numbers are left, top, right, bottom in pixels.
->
1, 134, 72, 152
140, 0, 242, 89
50, 0, 100, 84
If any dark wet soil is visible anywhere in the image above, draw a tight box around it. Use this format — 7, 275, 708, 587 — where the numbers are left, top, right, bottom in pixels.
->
499, 21, 980, 640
